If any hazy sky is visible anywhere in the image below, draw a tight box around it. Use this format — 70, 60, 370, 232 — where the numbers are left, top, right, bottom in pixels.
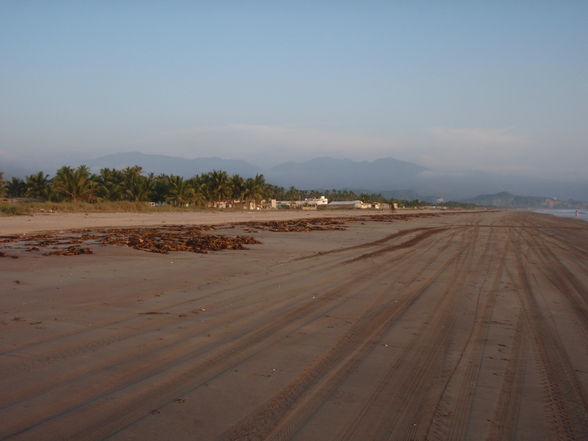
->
1, 1, 587, 179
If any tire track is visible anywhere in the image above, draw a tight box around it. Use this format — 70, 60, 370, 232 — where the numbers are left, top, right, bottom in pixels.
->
215, 227, 469, 441
1, 225, 460, 441
0, 260, 388, 440
424, 226, 506, 441
0, 258, 366, 379
292, 227, 435, 261
515, 225, 588, 334
0, 251, 350, 359
0, 223, 453, 407
508, 226, 588, 441
4, 211, 585, 441
345, 227, 449, 263
486, 311, 527, 441
329, 226, 485, 441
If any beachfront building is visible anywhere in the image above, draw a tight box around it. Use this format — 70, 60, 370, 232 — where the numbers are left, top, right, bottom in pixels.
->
276, 196, 328, 209
304, 196, 329, 206
328, 200, 364, 209
327, 200, 389, 209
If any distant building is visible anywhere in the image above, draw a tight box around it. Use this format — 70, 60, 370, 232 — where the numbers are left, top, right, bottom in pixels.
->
370, 202, 390, 210
304, 196, 329, 206
276, 196, 327, 209
259, 199, 277, 209
328, 200, 364, 209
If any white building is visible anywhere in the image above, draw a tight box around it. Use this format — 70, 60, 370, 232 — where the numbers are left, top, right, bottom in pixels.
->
304, 196, 329, 206
328, 200, 363, 209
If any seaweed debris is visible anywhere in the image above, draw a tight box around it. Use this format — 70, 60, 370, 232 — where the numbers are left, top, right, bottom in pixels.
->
2, 225, 259, 256
240, 218, 347, 232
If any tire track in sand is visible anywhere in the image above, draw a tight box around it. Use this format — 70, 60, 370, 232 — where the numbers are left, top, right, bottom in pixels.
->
330, 225, 484, 441
0, 225, 459, 441
508, 226, 588, 441
423, 225, 506, 441
215, 226, 472, 441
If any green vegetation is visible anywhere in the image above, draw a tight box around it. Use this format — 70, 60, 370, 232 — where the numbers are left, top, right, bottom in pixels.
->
392, 199, 428, 208
0, 165, 391, 207
271, 187, 388, 203
440, 201, 479, 209
1, 166, 270, 205
3, 165, 450, 216
0, 204, 24, 216
0, 200, 214, 216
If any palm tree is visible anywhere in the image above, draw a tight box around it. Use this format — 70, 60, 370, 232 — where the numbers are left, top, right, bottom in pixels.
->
152, 174, 171, 203
285, 186, 301, 201
230, 174, 246, 201
127, 175, 153, 202
166, 175, 195, 206
186, 176, 207, 206
265, 184, 285, 200
207, 170, 231, 202
25, 171, 52, 200
243, 174, 267, 202
0, 172, 4, 197
94, 168, 124, 201
6, 177, 27, 198
52, 165, 95, 201
121, 166, 153, 201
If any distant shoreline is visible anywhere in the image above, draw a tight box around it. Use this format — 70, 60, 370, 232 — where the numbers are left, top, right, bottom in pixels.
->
533, 208, 588, 222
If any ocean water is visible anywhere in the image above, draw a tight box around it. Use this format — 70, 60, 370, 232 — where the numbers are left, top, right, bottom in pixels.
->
534, 208, 588, 222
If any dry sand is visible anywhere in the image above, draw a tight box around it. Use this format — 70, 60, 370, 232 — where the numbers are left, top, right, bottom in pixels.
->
0, 210, 587, 441
0, 209, 387, 235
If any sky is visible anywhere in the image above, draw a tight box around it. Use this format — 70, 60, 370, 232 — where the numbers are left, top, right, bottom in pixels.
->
1, 1, 587, 179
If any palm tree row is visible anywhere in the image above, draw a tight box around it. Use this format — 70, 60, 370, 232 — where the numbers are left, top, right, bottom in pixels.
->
0, 166, 388, 205
269, 186, 388, 203
0, 166, 270, 206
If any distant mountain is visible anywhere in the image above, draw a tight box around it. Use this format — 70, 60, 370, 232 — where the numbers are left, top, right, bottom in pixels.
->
80, 152, 262, 177
2, 151, 587, 203
266, 157, 427, 190
406, 170, 588, 202
379, 189, 424, 201
465, 191, 588, 208
0, 161, 31, 179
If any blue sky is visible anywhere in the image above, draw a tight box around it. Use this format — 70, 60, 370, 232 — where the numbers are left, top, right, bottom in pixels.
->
1, 1, 587, 178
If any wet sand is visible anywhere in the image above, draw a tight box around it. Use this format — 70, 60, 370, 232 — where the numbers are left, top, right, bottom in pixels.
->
1, 210, 587, 441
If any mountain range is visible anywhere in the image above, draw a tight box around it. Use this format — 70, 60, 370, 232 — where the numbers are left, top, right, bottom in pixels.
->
81, 152, 261, 178
465, 192, 588, 209
2, 151, 587, 202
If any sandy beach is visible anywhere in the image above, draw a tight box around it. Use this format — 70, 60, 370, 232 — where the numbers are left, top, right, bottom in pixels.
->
0, 210, 587, 441
0, 209, 388, 235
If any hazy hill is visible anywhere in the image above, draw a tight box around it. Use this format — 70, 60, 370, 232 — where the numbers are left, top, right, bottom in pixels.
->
81, 152, 262, 177
0, 161, 31, 179
266, 157, 427, 190
2, 152, 587, 202
465, 192, 588, 208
